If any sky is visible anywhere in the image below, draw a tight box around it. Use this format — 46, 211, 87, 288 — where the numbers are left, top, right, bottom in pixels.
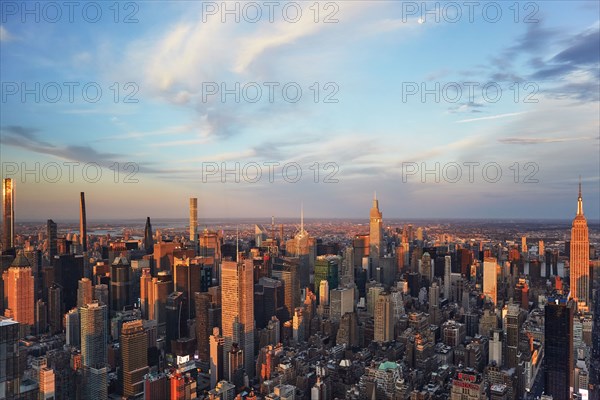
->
1, 1, 599, 222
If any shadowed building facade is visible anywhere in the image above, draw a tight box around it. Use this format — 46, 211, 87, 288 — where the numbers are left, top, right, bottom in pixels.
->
544, 297, 574, 400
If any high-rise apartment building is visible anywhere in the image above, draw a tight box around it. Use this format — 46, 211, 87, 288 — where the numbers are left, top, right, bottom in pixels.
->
121, 319, 148, 397
221, 258, 254, 378
80, 302, 107, 368
81, 302, 108, 400
190, 198, 198, 243
47, 219, 57, 259
2, 178, 14, 250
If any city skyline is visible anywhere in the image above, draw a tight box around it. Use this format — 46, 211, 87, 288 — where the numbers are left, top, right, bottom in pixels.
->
1, 2, 599, 399
2, 178, 600, 223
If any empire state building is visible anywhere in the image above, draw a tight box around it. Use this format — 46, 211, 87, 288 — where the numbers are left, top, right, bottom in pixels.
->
570, 181, 589, 311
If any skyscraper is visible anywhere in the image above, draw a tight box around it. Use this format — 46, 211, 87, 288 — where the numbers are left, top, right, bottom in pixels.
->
189, 198, 198, 243
2, 178, 14, 250
46, 219, 57, 259
80, 302, 107, 367
81, 302, 108, 400
65, 308, 80, 347
110, 257, 131, 314
77, 277, 93, 308
79, 192, 87, 252
570, 181, 590, 311
444, 255, 451, 299
52, 253, 84, 311
544, 297, 574, 400
144, 217, 154, 255
315, 254, 339, 293
221, 258, 255, 378
483, 257, 498, 305
0, 317, 20, 399
120, 320, 148, 397
140, 268, 152, 319
2, 252, 34, 334
48, 284, 62, 335
195, 292, 213, 363
505, 303, 521, 370
369, 193, 383, 274
165, 291, 185, 351
285, 206, 316, 289
374, 292, 393, 343
210, 327, 224, 388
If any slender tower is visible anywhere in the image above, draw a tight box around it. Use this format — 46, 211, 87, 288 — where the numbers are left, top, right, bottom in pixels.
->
144, 217, 154, 254
570, 178, 590, 311
79, 192, 87, 252
369, 192, 383, 273
2, 178, 15, 250
47, 219, 57, 259
190, 198, 198, 243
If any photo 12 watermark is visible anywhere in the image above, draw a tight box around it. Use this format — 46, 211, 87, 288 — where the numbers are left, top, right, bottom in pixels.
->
1, 1, 140, 23
200, 1, 339, 24
401, 162, 539, 183
1, 82, 139, 103
401, 82, 539, 104
201, 81, 339, 104
1, 162, 140, 184
201, 161, 340, 183
399, 1, 539, 24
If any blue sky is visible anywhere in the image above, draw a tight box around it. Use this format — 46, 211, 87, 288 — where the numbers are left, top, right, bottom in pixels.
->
1, 1, 599, 221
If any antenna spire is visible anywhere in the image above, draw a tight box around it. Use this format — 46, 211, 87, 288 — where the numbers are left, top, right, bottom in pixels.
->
577, 176, 584, 216
236, 225, 239, 261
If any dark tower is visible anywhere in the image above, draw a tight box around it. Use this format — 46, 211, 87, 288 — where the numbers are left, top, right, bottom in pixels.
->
79, 192, 87, 252
110, 257, 131, 314
47, 219, 57, 259
144, 217, 154, 255
544, 296, 574, 400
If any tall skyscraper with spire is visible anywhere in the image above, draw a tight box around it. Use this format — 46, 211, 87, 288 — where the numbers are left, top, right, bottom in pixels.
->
79, 192, 87, 252
369, 193, 383, 274
221, 257, 255, 379
190, 198, 198, 243
285, 203, 315, 289
2, 178, 15, 250
570, 179, 590, 311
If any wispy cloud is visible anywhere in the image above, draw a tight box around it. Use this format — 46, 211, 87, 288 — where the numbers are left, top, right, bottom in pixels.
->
499, 136, 595, 145
456, 112, 528, 123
